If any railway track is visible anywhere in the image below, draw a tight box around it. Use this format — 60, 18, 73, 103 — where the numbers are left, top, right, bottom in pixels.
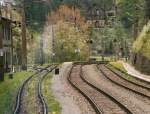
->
13, 65, 57, 114
97, 64, 150, 100
68, 65, 132, 114
107, 64, 150, 88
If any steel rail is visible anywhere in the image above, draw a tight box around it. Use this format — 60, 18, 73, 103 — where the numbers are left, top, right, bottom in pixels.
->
13, 65, 56, 114
67, 65, 103, 114
105, 64, 150, 89
97, 65, 150, 100
80, 66, 133, 114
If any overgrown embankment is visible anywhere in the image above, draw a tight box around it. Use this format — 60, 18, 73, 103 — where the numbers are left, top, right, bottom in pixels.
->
42, 73, 61, 114
0, 71, 33, 114
131, 22, 150, 74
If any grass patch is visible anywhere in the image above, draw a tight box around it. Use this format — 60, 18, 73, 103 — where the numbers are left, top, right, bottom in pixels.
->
42, 73, 61, 114
38, 64, 50, 68
23, 75, 37, 114
0, 71, 33, 114
109, 61, 127, 73
107, 61, 150, 88
107, 62, 138, 82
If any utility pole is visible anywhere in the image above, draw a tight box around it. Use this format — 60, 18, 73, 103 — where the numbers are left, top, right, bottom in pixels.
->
51, 25, 55, 63
40, 33, 44, 65
133, 3, 139, 40
21, 0, 27, 70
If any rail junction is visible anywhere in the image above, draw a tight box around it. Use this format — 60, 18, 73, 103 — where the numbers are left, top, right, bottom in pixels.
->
12, 62, 150, 114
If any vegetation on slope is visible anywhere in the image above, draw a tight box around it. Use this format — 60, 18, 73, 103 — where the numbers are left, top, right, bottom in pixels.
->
109, 61, 127, 73
42, 73, 61, 114
47, 5, 89, 62
133, 22, 150, 60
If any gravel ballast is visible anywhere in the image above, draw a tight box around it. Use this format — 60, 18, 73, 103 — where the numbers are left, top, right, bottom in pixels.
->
82, 65, 150, 114
51, 63, 95, 114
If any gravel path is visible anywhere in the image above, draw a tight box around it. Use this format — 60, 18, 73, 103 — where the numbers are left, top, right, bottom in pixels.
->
122, 62, 150, 82
82, 65, 150, 114
51, 62, 95, 114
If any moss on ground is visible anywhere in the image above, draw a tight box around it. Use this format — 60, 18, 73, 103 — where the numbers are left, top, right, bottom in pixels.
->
109, 61, 127, 73
42, 73, 61, 114
107, 62, 150, 87
133, 22, 150, 60
0, 71, 33, 114
108, 61, 135, 81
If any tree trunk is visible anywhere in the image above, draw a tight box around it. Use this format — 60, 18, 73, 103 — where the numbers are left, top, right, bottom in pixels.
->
0, 23, 4, 81
133, 3, 139, 40
145, 0, 150, 24
133, 18, 139, 40
21, 0, 27, 70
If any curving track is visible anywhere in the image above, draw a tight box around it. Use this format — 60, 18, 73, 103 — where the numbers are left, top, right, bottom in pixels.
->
13, 65, 57, 114
106, 64, 150, 89
97, 64, 150, 100
68, 65, 132, 114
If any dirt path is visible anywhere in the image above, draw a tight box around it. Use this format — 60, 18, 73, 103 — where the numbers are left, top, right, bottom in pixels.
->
122, 62, 150, 82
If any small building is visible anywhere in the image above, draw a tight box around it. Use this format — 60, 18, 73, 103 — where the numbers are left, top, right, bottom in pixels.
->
0, 16, 13, 80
